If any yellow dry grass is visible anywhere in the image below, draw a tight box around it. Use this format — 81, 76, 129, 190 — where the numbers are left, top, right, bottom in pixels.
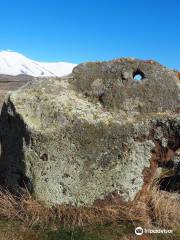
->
0, 184, 179, 240
149, 187, 180, 230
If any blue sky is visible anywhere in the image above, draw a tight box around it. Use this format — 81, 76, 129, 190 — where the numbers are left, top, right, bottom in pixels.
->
0, 0, 179, 69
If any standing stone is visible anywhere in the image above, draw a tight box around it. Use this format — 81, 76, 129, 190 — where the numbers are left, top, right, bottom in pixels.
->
0, 58, 179, 206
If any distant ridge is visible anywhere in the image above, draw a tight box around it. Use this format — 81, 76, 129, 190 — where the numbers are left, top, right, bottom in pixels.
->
0, 50, 76, 77
0, 74, 33, 82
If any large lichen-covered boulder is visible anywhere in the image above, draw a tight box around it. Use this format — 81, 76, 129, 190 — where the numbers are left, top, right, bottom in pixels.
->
0, 58, 179, 206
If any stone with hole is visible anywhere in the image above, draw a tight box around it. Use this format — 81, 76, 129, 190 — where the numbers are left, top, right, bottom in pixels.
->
0, 58, 179, 206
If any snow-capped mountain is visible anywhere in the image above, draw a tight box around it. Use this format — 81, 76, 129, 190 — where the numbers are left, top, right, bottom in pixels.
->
0, 50, 76, 77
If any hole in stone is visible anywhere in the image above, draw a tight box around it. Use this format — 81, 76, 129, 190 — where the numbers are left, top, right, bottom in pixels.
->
40, 153, 48, 161
133, 69, 144, 81
134, 74, 142, 81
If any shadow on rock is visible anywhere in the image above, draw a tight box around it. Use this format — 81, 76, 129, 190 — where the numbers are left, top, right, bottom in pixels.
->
0, 99, 32, 193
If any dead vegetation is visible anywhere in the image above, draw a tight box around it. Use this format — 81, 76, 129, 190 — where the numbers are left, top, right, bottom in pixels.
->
149, 187, 180, 230
0, 183, 179, 240
0, 186, 142, 229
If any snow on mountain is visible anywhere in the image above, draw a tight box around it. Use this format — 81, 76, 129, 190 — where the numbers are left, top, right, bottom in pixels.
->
0, 50, 77, 77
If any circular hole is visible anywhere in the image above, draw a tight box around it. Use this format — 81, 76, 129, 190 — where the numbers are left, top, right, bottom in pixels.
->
134, 74, 143, 81
40, 153, 48, 161
133, 69, 144, 81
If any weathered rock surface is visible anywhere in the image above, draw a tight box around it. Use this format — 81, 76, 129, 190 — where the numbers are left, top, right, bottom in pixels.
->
0, 58, 179, 206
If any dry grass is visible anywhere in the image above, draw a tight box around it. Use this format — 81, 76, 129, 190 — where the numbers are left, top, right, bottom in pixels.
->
0, 186, 151, 230
0, 187, 55, 228
148, 187, 180, 230
0, 184, 179, 239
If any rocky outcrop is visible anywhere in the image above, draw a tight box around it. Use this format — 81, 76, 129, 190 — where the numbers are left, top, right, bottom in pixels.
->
0, 58, 179, 206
